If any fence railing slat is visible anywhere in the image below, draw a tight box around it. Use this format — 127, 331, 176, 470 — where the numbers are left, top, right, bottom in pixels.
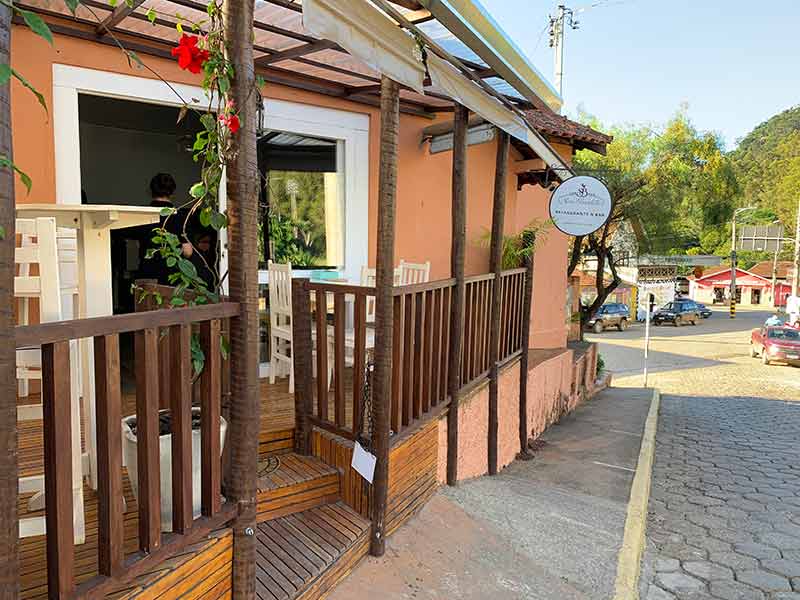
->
315, 289, 328, 422
170, 323, 193, 534
333, 293, 346, 427
42, 341, 75, 598
199, 319, 222, 515
391, 294, 404, 433
352, 295, 367, 439
94, 333, 124, 577
135, 327, 161, 552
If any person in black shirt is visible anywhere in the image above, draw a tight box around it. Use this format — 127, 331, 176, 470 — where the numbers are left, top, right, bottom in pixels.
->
141, 173, 193, 285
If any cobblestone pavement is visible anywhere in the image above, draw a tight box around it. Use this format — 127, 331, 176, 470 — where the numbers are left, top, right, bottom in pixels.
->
640, 395, 800, 599
587, 306, 800, 598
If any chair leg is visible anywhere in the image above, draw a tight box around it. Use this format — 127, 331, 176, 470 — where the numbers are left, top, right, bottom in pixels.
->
269, 336, 277, 385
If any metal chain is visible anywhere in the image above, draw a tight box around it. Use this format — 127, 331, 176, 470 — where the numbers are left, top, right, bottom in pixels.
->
358, 356, 375, 453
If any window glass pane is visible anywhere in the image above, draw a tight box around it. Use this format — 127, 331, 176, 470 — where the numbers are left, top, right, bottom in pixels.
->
257, 132, 343, 270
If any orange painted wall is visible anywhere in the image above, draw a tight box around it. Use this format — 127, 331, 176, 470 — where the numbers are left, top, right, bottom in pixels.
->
11, 24, 571, 349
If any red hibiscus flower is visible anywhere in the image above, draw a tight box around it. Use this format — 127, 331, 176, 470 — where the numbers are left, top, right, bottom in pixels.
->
219, 113, 240, 135
171, 34, 209, 74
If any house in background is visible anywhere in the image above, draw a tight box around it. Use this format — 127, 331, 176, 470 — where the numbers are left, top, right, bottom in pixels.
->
6, 0, 611, 598
689, 266, 773, 306
749, 260, 795, 307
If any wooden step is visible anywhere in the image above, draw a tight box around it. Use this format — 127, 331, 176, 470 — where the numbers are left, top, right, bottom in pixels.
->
257, 453, 340, 522
254, 502, 370, 600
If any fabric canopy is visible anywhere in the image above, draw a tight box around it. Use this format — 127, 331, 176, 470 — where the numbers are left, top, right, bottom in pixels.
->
304, 0, 571, 178
303, 0, 426, 95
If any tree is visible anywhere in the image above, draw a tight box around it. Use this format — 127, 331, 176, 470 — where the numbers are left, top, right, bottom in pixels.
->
570, 109, 739, 327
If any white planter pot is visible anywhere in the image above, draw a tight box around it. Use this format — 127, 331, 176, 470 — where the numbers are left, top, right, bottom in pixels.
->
122, 407, 227, 532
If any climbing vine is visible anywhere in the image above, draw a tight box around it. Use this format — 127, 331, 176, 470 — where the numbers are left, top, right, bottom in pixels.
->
2, 0, 257, 369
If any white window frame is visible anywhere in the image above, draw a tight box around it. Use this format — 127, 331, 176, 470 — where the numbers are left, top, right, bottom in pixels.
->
52, 64, 370, 380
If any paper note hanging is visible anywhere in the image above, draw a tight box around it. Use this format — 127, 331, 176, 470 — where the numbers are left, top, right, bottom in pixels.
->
351, 441, 376, 484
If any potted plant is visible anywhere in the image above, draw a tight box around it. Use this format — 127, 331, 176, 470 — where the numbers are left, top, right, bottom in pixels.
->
122, 407, 227, 532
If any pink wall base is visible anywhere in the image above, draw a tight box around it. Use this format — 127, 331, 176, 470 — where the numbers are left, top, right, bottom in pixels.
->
437, 344, 600, 484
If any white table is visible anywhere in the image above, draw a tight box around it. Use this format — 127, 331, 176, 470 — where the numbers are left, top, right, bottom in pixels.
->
16, 204, 162, 491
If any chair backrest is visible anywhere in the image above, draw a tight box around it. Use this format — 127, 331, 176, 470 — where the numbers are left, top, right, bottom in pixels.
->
361, 266, 403, 323
57, 228, 79, 319
15, 218, 63, 324
268, 260, 293, 326
398, 260, 431, 286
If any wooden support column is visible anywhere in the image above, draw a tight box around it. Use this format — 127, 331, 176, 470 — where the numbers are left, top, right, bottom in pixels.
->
446, 104, 469, 486
518, 239, 535, 455
223, 0, 260, 596
291, 278, 313, 454
0, 5, 17, 596
487, 131, 509, 475
370, 75, 399, 557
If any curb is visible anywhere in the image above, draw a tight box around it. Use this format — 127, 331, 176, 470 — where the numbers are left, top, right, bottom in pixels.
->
613, 387, 660, 600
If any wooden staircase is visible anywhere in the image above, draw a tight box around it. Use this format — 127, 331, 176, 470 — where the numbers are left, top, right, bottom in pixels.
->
253, 450, 370, 600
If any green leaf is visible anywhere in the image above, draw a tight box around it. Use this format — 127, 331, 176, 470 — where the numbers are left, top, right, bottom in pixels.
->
217, 76, 229, 95
220, 334, 230, 360
0, 64, 11, 85
176, 21, 183, 34
12, 69, 47, 115
0, 154, 32, 194
166, 256, 177, 267
170, 296, 187, 307
200, 113, 216, 131
199, 206, 212, 227
64, 0, 80, 14
144, 248, 157, 259
146, 8, 156, 23
189, 182, 206, 199
160, 206, 175, 217
127, 51, 143, 67
0, 225, 5, 240
210, 211, 226, 231
177, 258, 198, 279
20, 10, 53, 45
108, 0, 117, 6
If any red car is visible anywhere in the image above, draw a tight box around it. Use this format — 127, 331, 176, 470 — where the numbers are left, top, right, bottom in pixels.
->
750, 326, 800, 366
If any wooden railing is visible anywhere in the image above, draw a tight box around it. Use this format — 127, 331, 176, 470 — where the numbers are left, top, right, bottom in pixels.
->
291, 280, 377, 448
292, 269, 528, 446
15, 303, 239, 598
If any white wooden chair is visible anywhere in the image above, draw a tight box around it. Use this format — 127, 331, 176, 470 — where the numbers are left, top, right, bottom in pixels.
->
359, 265, 401, 324
15, 217, 85, 543
398, 259, 431, 285
268, 260, 295, 393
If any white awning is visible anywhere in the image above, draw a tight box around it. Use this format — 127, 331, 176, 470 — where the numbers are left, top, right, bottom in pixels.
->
303, 0, 426, 94
427, 53, 571, 177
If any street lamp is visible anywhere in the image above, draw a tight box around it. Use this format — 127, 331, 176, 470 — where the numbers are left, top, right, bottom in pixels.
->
730, 206, 756, 319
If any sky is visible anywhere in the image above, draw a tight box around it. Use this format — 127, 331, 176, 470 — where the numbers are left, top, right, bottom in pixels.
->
480, 0, 800, 149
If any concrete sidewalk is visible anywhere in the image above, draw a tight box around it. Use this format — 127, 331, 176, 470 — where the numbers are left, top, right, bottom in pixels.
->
328, 387, 653, 600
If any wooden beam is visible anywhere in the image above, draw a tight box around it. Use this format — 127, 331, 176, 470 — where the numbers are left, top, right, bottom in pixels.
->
518, 243, 535, 455
95, 0, 145, 35
255, 39, 338, 66
487, 130, 509, 476
446, 104, 469, 486
422, 114, 486, 138
370, 75, 400, 557
0, 3, 18, 594
223, 0, 260, 597
387, 0, 424, 9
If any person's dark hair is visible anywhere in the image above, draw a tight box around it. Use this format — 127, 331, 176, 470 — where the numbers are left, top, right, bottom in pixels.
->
150, 173, 177, 199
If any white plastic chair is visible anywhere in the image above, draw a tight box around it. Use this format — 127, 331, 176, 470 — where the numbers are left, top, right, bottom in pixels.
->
15, 217, 85, 543
398, 259, 431, 285
268, 260, 295, 393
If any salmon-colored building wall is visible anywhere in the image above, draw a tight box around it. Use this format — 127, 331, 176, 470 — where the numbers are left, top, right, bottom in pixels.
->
11, 24, 570, 350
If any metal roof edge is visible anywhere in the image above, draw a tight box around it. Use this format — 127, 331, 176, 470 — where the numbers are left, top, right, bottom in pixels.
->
419, 0, 563, 112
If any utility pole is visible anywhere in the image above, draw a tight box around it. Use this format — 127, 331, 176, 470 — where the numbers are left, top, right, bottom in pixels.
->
771, 226, 782, 307
549, 5, 579, 104
730, 207, 756, 319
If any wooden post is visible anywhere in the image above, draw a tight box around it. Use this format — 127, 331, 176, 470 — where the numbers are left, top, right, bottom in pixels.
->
446, 104, 469, 486
370, 75, 399, 557
488, 131, 509, 475
291, 278, 313, 454
518, 244, 535, 455
222, 0, 260, 596
0, 4, 17, 595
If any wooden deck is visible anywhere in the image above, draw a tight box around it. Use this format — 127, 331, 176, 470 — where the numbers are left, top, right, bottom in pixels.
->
255, 503, 369, 600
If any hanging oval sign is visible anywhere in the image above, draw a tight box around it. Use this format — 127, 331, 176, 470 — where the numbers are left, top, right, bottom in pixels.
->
548, 175, 612, 236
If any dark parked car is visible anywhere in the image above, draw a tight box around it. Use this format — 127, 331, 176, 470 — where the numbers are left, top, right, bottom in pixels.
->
653, 300, 702, 326
586, 303, 630, 333
696, 303, 713, 318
